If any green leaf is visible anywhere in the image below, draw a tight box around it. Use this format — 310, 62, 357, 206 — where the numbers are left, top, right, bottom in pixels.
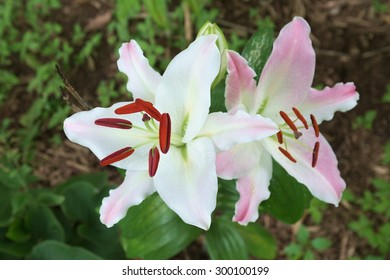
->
144, 0, 169, 29
0, 186, 14, 226
296, 226, 309, 245
236, 223, 277, 259
382, 141, 390, 165
115, 0, 140, 22
303, 250, 315, 260
27, 240, 102, 260
77, 223, 126, 260
210, 80, 227, 113
383, 84, 390, 103
205, 219, 248, 260
57, 172, 108, 192
241, 25, 274, 81
352, 110, 377, 130
261, 161, 312, 224
25, 205, 65, 242
120, 193, 201, 259
35, 189, 65, 206
6, 218, 30, 243
60, 182, 98, 222
311, 237, 332, 252
216, 178, 239, 219
284, 243, 302, 260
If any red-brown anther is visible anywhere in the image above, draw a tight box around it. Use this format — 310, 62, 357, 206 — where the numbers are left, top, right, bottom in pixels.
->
277, 130, 283, 144
148, 147, 160, 177
100, 147, 134, 166
95, 118, 132, 129
292, 107, 309, 129
135, 99, 162, 121
310, 114, 320, 138
312, 141, 320, 168
278, 147, 297, 163
159, 113, 171, 154
142, 114, 151, 122
115, 102, 142, 115
280, 111, 298, 133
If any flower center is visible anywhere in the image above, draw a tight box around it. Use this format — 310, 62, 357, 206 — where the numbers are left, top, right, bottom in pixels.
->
94, 98, 172, 177
276, 107, 320, 168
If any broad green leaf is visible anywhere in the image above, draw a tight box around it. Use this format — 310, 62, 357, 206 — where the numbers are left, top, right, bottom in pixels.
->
6, 218, 30, 243
303, 250, 315, 260
35, 189, 65, 206
60, 182, 98, 222
261, 161, 312, 224
0, 228, 33, 259
241, 25, 274, 81
0, 186, 14, 226
120, 193, 201, 259
25, 205, 65, 242
236, 223, 277, 259
205, 219, 248, 260
210, 82, 227, 113
216, 178, 238, 219
144, 0, 169, 29
311, 237, 332, 251
57, 172, 108, 192
77, 223, 126, 260
27, 240, 102, 260
284, 243, 302, 260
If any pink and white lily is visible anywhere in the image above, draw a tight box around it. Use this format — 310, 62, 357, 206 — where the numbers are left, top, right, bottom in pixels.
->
218, 17, 359, 225
64, 35, 278, 230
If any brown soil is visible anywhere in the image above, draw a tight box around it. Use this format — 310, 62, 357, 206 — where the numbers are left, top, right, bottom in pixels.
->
5, 0, 390, 259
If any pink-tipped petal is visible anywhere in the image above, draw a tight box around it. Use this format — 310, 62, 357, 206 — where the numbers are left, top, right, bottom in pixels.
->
225, 50, 259, 114
63, 102, 150, 171
200, 110, 278, 151
117, 40, 161, 102
262, 131, 346, 205
99, 170, 155, 227
153, 137, 217, 230
300, 82, 359, 124
257, 17, 315, 120
155, 35, 220, 143
216, 142, 262, 179
233, 153, 272, 225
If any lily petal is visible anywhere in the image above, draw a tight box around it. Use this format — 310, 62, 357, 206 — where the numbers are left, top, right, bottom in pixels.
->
225, 50, 258, 114
257, 17, 315, 120
216, 142, 262, 179
117, 40, 161, 102
300, 82, 359, 124
233, 151, 272, 225
63, 102, 150, 170
262, 131, 346, 205
199, 110, 279, 151
155, 35, 220, 143
153, 137, 217, 230
99, 170, 155, 227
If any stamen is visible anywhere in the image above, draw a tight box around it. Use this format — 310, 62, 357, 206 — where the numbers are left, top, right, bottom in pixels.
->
135, 99, 162, 121
95, 118, 132, 129
292, 107, 308, 129
142, 114, 151, 122
100, 147, 134, 166
277, 130, 283, 144
310, 114, 320, 138
148, 147, 160, 177
280, 111, 298, 133
312, 141, 320, 168
278, 147, 297, 163
115, 102, 141, 115
159, 113, 171, 154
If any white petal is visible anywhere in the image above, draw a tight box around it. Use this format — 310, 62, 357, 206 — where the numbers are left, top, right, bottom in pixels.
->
99, 170, 155, 227
155, 35, 220, 143
117, 40, 161, 102
200, 110, 278, 151
216, 142, 263, 179
63, 102, 151, 170
233, 152, 272, 225
153, 137, 217, 230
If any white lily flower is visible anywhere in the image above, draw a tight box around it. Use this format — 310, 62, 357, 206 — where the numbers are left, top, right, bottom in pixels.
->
64, 35, 279, 230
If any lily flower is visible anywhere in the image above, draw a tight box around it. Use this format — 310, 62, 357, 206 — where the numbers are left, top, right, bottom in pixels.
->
218, 17, 359, 225
64, 35, 278, 230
